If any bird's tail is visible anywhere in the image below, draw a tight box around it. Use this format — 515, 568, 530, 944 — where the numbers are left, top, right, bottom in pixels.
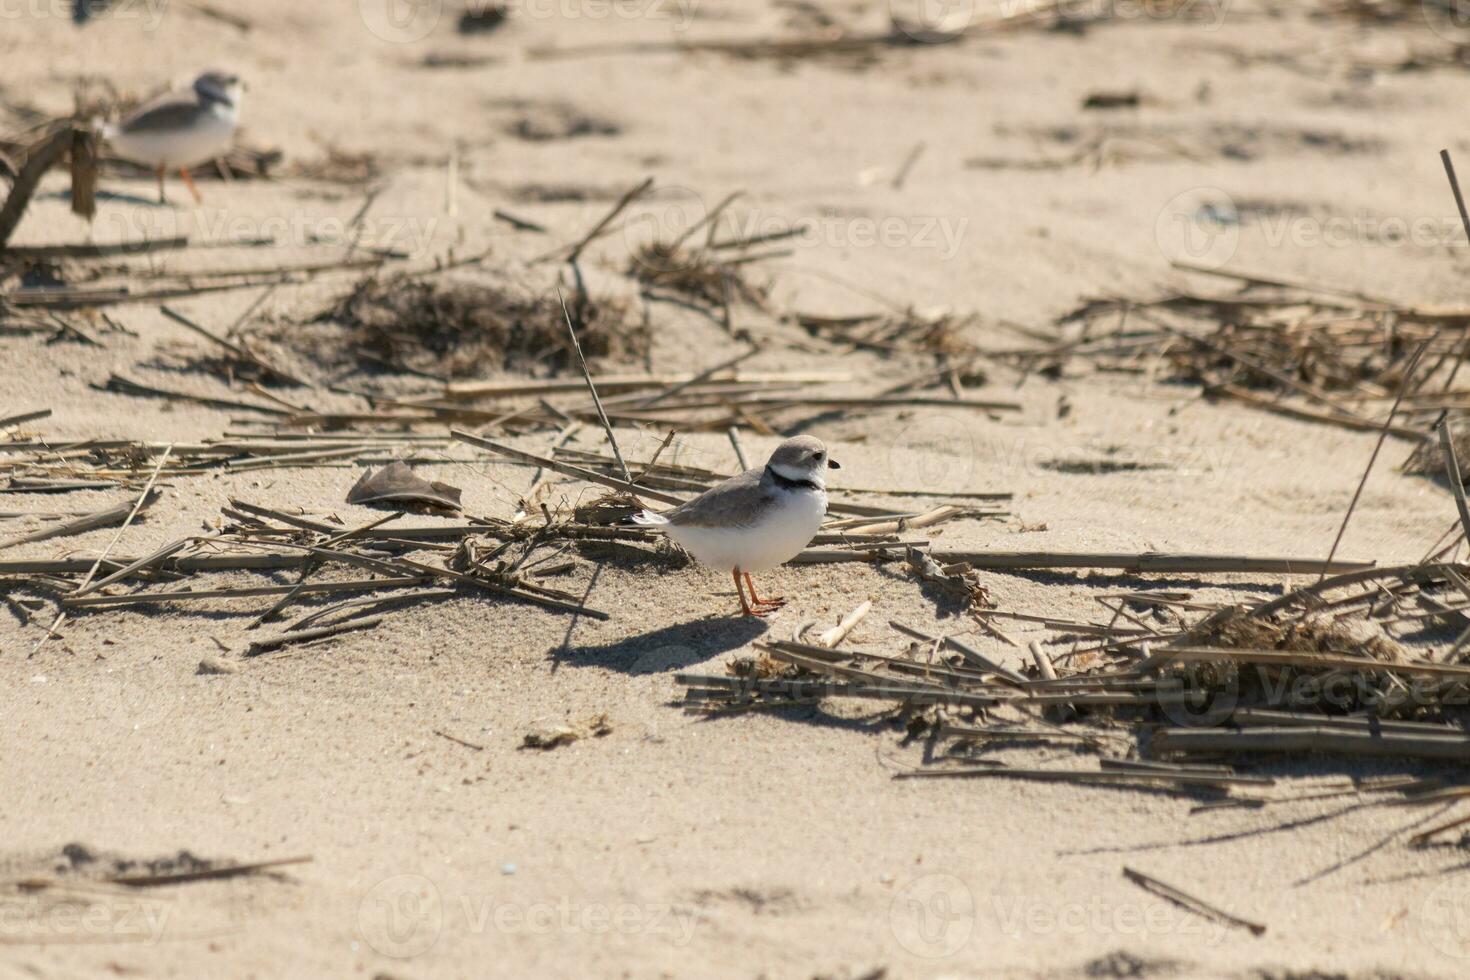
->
628, 510, 670, 527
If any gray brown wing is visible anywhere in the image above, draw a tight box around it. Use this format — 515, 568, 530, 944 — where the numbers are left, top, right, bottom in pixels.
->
665, 468, 774, 528
118, 95, 205, 134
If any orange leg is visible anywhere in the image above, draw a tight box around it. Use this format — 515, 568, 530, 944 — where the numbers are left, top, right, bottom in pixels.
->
743, 572, 786, 611
178, 166, 203, 204
732, 568, 757, 617
155, 165, 167, 204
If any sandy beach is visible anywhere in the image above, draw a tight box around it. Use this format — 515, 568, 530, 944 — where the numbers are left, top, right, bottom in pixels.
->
5, 1, 1470, 977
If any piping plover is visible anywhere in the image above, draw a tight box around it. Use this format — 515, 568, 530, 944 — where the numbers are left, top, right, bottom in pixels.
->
102, 71, 244, 205
633, 435, 840, 616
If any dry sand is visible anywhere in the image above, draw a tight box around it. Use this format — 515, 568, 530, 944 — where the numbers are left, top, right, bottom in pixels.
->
4, 1, 1470, 977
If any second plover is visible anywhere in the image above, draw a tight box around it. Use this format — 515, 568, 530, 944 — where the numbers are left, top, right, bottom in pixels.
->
102, 70, 244, 204
632, 435, 840, 616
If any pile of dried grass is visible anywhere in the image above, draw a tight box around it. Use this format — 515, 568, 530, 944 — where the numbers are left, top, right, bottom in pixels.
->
1183, 604, 1409, 663
628, 241, 768, 309
295, 272, 646, 378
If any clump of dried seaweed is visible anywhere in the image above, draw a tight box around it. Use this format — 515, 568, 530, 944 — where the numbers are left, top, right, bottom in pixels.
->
1405, 415, 1470, 478
1014, 267, 1470, 439
628, 240, 769, 310
1181, 603, 1408, 662
296, 271, 645, 378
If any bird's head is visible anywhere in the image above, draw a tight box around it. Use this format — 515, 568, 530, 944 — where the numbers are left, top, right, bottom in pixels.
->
194, 71, 244, 109
767, 435, 839, 489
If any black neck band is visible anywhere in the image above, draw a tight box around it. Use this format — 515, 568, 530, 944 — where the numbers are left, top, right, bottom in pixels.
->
765, 465, 821, 492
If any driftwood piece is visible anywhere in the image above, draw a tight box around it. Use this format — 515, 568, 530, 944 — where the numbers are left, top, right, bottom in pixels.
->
1151, 726, 1470, 762
0, 126, 74, 249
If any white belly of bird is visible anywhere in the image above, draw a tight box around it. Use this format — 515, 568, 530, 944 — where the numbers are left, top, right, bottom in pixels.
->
110, 108, 237, 169
666, 489, 826, 573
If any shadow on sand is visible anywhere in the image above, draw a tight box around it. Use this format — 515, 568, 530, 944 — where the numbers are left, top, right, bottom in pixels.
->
555, 615, 769, 675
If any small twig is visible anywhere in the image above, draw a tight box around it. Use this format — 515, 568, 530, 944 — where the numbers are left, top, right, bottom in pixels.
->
160, 305, 309, 387
1317, 340, 1428, 582
561, 175, 653, 265
891, 141, 926, 190
556, 285, 630, 482
1441, 149, 1470, 248
816, 600, 872, 648
727, 427, 750, 471
631, 430, 676, 485
1408, 810, 1470, 847
450, 430, 682, 505
33, 447, 171, 653
245, 614, 385, 655
109, 855, 312, 888
1121, 867, 1266, 937
493, 208, 548, 233
1439, 417, 1470, 549
434, 729, 485, 751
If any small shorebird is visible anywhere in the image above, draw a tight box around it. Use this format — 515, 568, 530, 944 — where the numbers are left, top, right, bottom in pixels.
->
632, 435, 840, 616
102, 71, 244, 205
